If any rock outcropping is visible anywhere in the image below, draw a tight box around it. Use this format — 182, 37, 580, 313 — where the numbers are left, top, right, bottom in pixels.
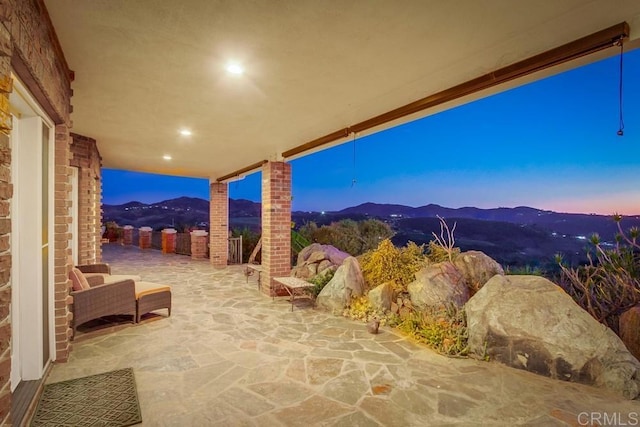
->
291, 244, 349, 279
316, 257, 364, 314
408, 262, 468, 308
453, 250, 504, 295
466, 274, 640, 400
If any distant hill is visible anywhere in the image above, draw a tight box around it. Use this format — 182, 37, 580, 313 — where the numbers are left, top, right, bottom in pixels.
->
103, 197, 261, 230
103, 197, 640, 268
336, 202, 640, 242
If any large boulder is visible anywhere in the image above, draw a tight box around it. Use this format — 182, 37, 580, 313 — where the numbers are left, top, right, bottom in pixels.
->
407, 262, 468, 308
620, 305, 640, 362
466, 275, 640, 400
316, 257, 364, 314
453, 250, 504, 295
292, 244, 349, 279
368, 282, 394, 312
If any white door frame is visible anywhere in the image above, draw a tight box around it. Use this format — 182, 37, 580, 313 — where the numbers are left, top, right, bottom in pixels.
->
10, 76, 55, 388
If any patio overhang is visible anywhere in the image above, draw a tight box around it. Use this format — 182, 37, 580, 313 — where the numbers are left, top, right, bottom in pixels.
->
43, 1, 640, 180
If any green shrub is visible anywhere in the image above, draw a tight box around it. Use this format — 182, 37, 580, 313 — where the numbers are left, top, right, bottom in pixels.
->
360, 239, 426, 292
505, 264, 544, 276
426, 240, 460, 263
298, 219, 393, 256
307, 269, 335, 298
396, 304, 468, 357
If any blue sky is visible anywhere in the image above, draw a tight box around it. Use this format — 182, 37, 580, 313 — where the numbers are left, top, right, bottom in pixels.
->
103, 48, 640, 215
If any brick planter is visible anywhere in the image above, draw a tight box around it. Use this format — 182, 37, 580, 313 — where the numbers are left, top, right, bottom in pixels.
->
162, 228, 177, 254
139, 227, 152, 249
123, 225, 134, 245
191, 230, 209, 259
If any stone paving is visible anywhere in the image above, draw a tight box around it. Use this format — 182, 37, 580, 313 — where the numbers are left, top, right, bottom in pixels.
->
47, 245, 640, 426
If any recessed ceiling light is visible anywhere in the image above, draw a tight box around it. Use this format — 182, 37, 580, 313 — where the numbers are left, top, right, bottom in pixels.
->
226, 62, 244, 75
179, 129, 192, 136
163, 155, 172, 160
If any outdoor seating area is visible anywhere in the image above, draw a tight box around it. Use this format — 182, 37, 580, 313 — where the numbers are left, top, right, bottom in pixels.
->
45, 244, 640, 425
69, 264, 172, 334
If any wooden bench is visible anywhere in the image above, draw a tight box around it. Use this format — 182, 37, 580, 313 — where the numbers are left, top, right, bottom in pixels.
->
273, 276, 315, 311
244, 264, 264, 291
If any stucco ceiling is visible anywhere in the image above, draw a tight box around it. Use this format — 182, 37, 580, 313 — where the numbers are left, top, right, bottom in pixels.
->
43, 0, 640, 181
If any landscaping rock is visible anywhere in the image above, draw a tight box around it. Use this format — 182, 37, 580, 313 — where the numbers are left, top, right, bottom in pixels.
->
368, 282, 394, 312
453, 250, 504, 295
316, 257, 364, 314
292, 244, 349, 279
407, 262, 467, 308
466, 274, 640, 400
620, 305, 640, 362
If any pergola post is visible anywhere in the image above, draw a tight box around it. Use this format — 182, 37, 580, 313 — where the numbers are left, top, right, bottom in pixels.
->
209, 181, 229, 267
261, 161, 291, 296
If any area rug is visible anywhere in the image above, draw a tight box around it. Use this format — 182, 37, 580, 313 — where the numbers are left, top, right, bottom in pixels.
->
30, 368, 142, 427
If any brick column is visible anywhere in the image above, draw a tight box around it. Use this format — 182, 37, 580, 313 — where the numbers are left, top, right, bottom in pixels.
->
261, 161, 291, 296
209, 182, 228, 267
0, 32, 11, 424
123, 225, 134, 245
162, 228, 177, 254
53, 125, 73, 363
71, 134, 102, 265
139, 227, 152, 249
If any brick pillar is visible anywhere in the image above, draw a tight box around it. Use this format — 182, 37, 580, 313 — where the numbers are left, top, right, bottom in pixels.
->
53, 125, 74, 362
209, 182, 228, 267
261, 161, 291, 296
0, 32, 11, 424
71, 134, 102, 264
139, 227, 152, 249
123, 225, 134, 245
191, 230, 208, 259
162, 228, 177, 254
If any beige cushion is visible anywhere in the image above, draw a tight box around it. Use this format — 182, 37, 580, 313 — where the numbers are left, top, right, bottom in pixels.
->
83, 273, 141, 285
69, 268, 90, 291
135, 281, 171, 299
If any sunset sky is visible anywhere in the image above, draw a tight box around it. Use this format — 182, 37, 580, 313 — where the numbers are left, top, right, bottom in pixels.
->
103, 48, 640, 215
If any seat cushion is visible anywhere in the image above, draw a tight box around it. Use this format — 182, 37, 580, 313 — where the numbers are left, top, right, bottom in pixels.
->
135, 281, 171, 299
83, 273, 142, 285
69, 268, 90, 291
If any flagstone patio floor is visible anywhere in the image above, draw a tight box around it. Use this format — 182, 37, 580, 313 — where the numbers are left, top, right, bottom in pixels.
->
45, 245, 640, 426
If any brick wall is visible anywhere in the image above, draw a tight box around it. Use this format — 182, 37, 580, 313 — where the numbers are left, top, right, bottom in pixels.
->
0, 0, 74, 423
261, 161, 291, 296
209, 182, 228, 267
0, 17, 12, 424
70, 134, 102, 265
53, 125, 72, 362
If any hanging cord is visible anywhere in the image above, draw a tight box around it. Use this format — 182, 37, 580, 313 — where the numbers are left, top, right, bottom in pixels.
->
617, 37, 625, 136
351, 132, 357, 187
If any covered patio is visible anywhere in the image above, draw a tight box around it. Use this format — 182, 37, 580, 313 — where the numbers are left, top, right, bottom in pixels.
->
47, 245, 640, 426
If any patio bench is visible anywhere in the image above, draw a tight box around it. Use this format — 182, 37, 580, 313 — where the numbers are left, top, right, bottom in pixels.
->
273, 276, 315, 311
135, 282, 172, 323
244, 264, 264, 291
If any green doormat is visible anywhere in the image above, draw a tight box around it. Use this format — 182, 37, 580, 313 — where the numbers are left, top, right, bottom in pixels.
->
30, 368, 142, 427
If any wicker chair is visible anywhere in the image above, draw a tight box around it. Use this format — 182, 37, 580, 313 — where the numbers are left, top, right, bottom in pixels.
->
70, 268, 137, 336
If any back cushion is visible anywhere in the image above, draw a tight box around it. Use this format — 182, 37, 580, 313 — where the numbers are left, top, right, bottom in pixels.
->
69, 268, 91, 291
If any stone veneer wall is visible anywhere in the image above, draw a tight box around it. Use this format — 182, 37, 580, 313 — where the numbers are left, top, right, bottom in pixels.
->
0, 0, 74, 423
209, 182, 228, 267
70, 133, 102, 265
261, 161, 291, 296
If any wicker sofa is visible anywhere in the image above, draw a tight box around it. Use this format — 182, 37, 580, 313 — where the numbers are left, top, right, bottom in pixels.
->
69, 266, 137, 335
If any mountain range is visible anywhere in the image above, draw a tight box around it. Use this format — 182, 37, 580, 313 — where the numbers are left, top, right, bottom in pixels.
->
103, 197, 640, 268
